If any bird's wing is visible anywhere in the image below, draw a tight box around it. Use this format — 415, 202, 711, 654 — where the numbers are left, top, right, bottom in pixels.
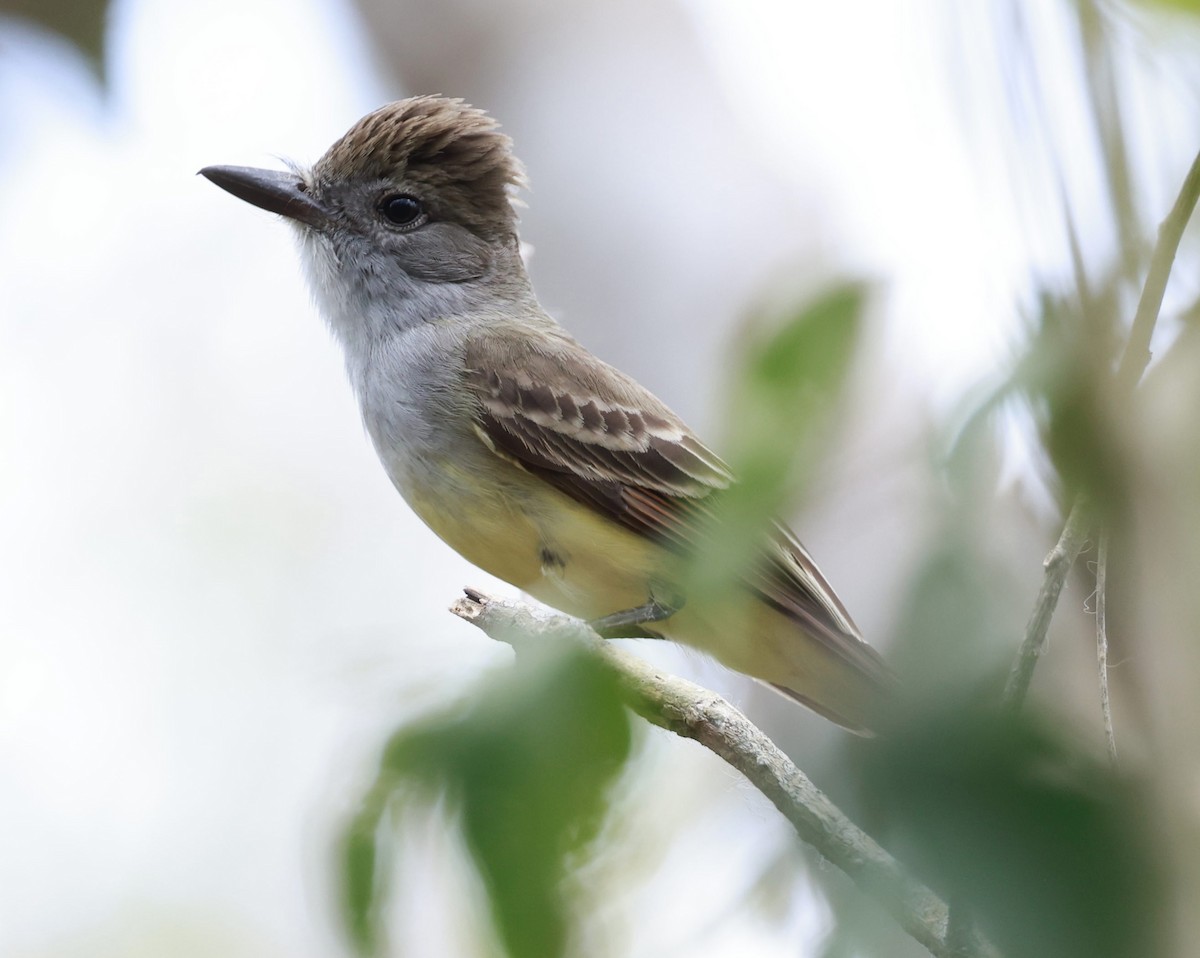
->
462, 330, 886, 682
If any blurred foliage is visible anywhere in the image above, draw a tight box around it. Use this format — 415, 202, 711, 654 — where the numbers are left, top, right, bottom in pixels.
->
860, 705, 1163, 958
819, 2, 1195, 952
886, 534, 1014, 703
1017, 290, 1132, 524
0, 0, 110, 80
1138, 0, 1200, 14
687, 283, 864, 610
724, 282, 864, 504
340, 641, 633, 958
829, 327, 1170, 958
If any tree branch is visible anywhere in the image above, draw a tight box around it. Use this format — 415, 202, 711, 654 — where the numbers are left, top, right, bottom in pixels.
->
451, 589, 996, 958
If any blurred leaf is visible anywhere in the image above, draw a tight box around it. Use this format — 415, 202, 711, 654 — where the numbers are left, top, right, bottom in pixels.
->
881, 393, 1026, 712
1016, 291, 1130, 523
689, 282, 865, 605
887, 541, 1012, 702
340, 642, 633, 958
341, 787, 391, 956
817, 876, 928, 958
726, 281, 865, 481
1135, 0, 1200, 15
0, 0, 110, 81
860, 705, 1165, 958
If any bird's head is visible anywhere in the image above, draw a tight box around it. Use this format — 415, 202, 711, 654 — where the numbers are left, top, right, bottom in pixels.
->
202, 96, 531, 346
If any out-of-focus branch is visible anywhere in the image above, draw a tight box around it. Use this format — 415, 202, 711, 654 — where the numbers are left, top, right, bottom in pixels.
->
450, 589, 996, 958
1006, 146, 1200, 712
1116, 148, 1200, 393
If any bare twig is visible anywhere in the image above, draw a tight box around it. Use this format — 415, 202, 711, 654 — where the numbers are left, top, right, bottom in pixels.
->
1095, 529, 1117, 764
1003, 498, 1092, 712
451, 589, 997, 958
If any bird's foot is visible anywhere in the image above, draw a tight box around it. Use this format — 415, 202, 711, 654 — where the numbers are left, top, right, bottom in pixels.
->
589, 595, 682, 639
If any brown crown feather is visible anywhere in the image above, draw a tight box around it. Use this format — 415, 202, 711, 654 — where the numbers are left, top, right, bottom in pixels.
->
312, 96, 525, 241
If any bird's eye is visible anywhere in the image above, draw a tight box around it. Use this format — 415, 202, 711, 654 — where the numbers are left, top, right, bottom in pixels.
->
377, 194, 426, 229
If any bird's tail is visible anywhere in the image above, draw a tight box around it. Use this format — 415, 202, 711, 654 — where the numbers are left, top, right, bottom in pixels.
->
666, 598, 892, 734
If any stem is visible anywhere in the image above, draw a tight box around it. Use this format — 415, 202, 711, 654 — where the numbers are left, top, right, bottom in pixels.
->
1116, 149, 1200, 392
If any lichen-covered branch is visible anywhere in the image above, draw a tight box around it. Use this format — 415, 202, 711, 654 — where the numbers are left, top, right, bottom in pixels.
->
450, 589, 995, 958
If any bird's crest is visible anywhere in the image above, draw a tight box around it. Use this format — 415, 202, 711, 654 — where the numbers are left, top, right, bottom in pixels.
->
314, 96, 525, 239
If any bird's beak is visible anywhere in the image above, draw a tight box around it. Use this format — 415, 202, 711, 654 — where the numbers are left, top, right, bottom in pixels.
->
199, 165, 330, 230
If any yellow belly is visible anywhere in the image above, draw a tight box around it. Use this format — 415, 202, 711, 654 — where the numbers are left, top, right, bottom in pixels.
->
402, 456, 877, 730
402, 456, 673, 619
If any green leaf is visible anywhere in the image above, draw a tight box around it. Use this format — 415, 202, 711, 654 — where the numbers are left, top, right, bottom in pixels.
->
340, 796, 388, 955
859, 706, 1165, 958
1016, 292, 1130, 524
887, 541, 1013, 698
340, 642, 633, 958
687, 282, 866, 610
1, 0, 111, 82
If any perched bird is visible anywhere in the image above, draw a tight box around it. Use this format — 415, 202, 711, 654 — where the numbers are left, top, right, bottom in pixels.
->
201, 96, 889, 731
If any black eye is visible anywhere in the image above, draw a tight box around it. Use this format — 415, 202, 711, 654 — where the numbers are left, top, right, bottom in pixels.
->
378, 194, 425, 228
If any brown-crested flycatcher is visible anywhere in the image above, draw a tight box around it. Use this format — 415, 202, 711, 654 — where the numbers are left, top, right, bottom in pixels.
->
201, 96, 889, 731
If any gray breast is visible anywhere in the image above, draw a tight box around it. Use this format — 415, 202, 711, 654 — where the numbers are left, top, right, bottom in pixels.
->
351, 325, 478, 489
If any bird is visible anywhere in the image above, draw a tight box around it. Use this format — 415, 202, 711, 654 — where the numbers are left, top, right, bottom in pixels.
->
200, 96, 890, 732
